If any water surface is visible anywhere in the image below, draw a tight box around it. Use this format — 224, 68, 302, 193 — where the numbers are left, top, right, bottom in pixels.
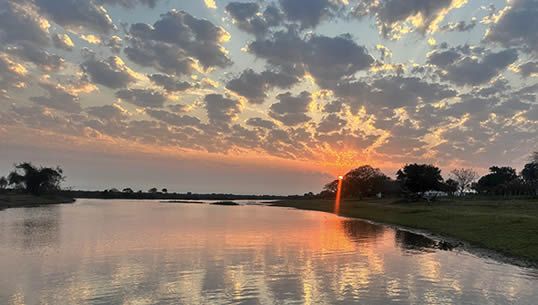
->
1, 199, 537, 304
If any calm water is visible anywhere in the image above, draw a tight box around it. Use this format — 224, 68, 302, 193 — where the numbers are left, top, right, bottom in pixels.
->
1, 200, 537, 305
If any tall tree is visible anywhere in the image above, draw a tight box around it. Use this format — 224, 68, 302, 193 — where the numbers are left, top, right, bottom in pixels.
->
450, 168, 478, 194
323, 179, 338, 194
396, 164, 444, 194
7, 162, 65, 195
343, 165, 388, 198
0, 176, 7, 190
522, 162, 538, 182
475, 166, 518, 194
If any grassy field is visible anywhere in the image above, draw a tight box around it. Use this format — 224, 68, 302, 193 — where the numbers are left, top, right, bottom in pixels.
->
0, 193, 75, 210
272, 198, 538, 263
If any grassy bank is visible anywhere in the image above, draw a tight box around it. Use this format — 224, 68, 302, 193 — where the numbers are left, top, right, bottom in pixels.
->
272, 198, 538, 263
0, 193, 75, 210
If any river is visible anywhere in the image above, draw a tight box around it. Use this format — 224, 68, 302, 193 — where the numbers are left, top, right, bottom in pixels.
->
1, 199, 537, 304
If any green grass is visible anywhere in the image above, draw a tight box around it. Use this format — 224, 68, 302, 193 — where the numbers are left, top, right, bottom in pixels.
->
0, 193, 75, 210
272, 198, 538, 263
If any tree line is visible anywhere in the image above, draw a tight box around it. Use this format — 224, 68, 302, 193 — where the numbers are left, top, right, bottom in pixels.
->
319, 152, 538, 200
0, 162, 289, 201
2, 153, 538, 201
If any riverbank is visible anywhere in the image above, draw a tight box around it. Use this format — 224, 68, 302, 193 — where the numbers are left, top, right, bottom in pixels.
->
0, 194, 75, 210
272, 198, 538, 264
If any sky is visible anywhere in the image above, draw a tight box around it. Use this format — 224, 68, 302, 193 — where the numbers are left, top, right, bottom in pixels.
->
0, 0, 537, 194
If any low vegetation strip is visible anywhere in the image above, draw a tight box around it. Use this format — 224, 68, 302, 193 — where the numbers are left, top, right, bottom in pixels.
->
272, 198, 538, 263
0, 194, 75, 210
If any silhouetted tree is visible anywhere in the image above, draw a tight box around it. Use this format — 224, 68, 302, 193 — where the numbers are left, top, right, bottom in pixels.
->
521, 153, 538, 196
122, 187, 134, 193
396, 164, 443, 194
7, 162, 64, 195
475, 166, 518, 194
343, 165, 389, 198
522, 162, 538, 182
161, 188, 168, 194
450, 168, 478, 194
0, 176, 7, 191
148, 187, 158, 193
443, 179, 459, 195
323, 179, 338, 194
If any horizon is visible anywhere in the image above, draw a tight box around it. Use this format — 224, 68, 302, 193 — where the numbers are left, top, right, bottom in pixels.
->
0, 0, 537, 194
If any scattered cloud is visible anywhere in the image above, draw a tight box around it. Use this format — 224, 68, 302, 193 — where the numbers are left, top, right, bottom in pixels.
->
485, 0, 538, 55
204, 93, 242, 128
81, 55, 140, 89
125, 10, 232, 77
352, 0, 468, 39
0, 0, 536, 179
226, 68, 299, 104
52, 33, 75, 51
116, 88, 168, 108
30, 81, 82, 113
269, 91, 312, 126
428, 45, 518, 86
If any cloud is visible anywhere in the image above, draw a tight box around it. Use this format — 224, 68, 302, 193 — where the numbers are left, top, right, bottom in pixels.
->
269, 91, 312, 126
225, 2, 282, 36
105, 36, 123, 53
6, 43, 64, 71
428, 46, 518, 86
30, 82, 82, 113
80, 34, 101, 44
34, 0, 116, 34
246, 117, 276, 129
352, 0, 467, 39
0, 53, 28, 91
125, 10, 232, 77
52, 33, 75, 51
148, 74, 192, 92
323, 100, 344, 113
317, 113, 346, 133
303, 34, 373, 87
116, 88, 168, 108
485, 0, 538, 55
81, 55, 139, 89
426, 48, 461, 66
226, 68, 299, 104
333, 76, 457, 111
0, 2, 50, 46
279, 0, 341, 29
204, 0, 217, 9
248, 30, 373, 88
86, 103, 129, 122
146, 109, 201, 127
97, 0, 160, 8
517, 61, 538, 78
204, 94, 242, 128
440, 18, 477, 32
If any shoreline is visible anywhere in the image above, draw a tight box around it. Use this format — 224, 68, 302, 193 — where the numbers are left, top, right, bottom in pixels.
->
0, 194, 75, 211
271, 198, 538, 268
